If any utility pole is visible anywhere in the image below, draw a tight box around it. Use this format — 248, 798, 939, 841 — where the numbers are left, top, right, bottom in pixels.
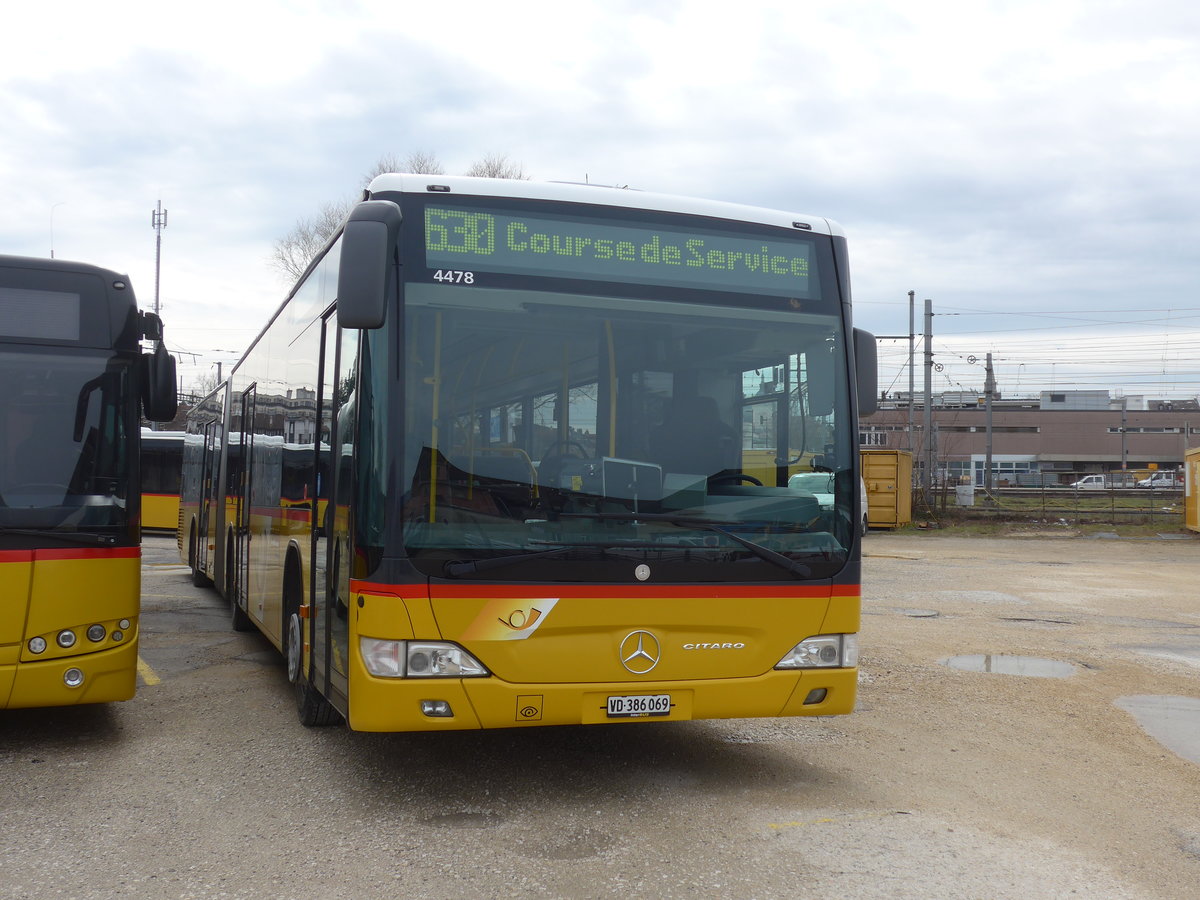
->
923, 297, 934, 505
984, 353, 996, 494
50, 202, 65, 258
908, 290, 915, 453
1120, 396, 1128, 471
151, 200, 168, 323
148, 200, 169, 432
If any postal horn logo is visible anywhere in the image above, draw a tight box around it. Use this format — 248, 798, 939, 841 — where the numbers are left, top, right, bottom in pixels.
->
619, 630, 661, 675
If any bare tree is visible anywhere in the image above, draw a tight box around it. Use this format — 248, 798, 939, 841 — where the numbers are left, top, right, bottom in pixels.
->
464, 152, 527, 180
364, 151, 446, 186
185, 367, 222, 401
272, 151, 526, 282
271, 199, 354, 282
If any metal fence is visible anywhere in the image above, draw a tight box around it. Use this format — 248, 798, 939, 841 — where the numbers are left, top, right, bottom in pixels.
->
920, 475, 1186, 526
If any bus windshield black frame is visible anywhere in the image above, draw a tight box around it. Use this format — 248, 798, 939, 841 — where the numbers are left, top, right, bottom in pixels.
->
384, 194, 858, 583
0, 345, 134, 535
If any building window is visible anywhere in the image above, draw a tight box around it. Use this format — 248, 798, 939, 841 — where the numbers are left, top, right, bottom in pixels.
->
1107, 427, 1180, 434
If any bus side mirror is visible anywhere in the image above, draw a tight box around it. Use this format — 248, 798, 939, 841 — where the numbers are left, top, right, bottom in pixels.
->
337, 200, 402, 330
143, 341, 178, 422
854, 328, 878, 416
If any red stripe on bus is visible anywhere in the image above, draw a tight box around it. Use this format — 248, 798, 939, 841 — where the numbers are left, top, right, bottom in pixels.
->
349, 579, 855, 600
248, 505, 314, 523
0, 546, 140, 563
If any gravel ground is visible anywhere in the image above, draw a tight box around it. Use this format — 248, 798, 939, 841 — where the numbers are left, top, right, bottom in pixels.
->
0, 532, 1197, 899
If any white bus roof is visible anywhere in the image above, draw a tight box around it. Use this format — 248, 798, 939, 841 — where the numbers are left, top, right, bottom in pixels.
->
366, 174, 845, 238
140, 428, 184, 443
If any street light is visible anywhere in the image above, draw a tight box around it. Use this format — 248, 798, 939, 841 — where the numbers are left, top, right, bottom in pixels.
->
50, 202, 65, 258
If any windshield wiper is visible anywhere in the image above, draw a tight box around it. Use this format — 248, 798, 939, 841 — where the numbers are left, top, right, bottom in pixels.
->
443, 545, 583, 578
556, 512, 812, 578
0, 527, 118, 546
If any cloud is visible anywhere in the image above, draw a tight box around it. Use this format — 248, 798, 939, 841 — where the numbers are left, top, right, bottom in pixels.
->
2, 0, 1199, 397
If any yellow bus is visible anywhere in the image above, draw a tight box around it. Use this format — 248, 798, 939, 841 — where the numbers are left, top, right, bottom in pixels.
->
179, 175, 876, 730
1, 253, 176, 709
140, 428, 183, 531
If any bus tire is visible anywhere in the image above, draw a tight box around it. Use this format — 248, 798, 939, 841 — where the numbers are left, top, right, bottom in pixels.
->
284, 561, 340, 727
296, 676, 341, 727
189, 524, 212, 588
226, 535, 254, 632
230, 596, 253, 632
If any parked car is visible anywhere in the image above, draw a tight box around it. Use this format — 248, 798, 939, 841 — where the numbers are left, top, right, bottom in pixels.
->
1137, 471, 1183, 489
788, 472, 869, 536
1069, 474, 1108, 489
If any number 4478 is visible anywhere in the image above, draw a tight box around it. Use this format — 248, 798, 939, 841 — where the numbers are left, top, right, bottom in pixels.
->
433, 269, 475, 284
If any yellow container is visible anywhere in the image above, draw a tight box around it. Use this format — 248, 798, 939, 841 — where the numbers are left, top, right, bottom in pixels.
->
860, 449, 913, 529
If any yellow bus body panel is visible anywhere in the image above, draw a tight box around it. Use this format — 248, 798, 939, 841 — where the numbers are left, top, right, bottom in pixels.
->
345, 583, 859, 732
141, 492, 180, 531
0, 549, 140, 709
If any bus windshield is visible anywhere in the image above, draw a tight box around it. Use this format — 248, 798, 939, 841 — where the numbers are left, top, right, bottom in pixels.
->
398, 208, 855, 582
0, 347, 131, 532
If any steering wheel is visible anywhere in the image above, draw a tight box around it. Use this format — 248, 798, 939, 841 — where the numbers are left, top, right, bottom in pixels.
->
537, 440, 589, 486
709, 473, 763, 486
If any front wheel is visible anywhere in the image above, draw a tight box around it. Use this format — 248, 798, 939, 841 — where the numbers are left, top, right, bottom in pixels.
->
227, 535, 253, 632
189, 525, 212, 588
286, 611, 340, 727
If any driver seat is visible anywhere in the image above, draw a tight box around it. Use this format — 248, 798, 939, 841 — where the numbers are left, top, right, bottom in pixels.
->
649, 395, 737, 477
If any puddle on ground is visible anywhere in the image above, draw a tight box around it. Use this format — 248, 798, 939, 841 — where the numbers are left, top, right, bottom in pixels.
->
1116, 695, 1200, 766
942, 654, 1076, 678
1123, 644, 1200, 671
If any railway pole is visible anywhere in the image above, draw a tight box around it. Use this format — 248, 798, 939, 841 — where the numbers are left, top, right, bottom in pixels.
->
152, 200, 168, 329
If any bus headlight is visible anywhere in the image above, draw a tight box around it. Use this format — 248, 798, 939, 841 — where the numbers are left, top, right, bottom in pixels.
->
359, 639, 489, 678
775, 634, 859, 669
408, 642, 489, 677
87, 624, 107, 643
57, 630, 77, 649
29, 637, 47, 654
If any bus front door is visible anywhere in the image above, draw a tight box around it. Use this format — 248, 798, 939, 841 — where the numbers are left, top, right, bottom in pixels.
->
311, 318, 353, 709
195, 421, 218, 578
232, 386, 256, 624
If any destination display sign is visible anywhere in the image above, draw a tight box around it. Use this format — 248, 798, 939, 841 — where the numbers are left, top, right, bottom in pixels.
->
0, 287, 81, 341
423, 205, 816, 298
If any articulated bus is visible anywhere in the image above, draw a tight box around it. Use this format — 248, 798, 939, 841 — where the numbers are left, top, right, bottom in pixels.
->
1, 254, 176, 709
140, 428, 184, 531
179, 175, 877, 730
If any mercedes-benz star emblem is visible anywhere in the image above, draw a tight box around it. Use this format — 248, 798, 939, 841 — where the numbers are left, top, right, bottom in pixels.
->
619, 630, 661, 674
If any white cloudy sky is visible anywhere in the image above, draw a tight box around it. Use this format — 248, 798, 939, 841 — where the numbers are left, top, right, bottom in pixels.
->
4, 0, 1199, 399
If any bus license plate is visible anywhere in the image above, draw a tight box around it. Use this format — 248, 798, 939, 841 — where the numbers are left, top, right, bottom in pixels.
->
607, 694, 671, 718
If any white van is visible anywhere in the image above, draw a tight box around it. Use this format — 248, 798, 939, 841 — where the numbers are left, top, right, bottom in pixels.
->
1137, 471, 1183, 489
1069, 474, 1107, 489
